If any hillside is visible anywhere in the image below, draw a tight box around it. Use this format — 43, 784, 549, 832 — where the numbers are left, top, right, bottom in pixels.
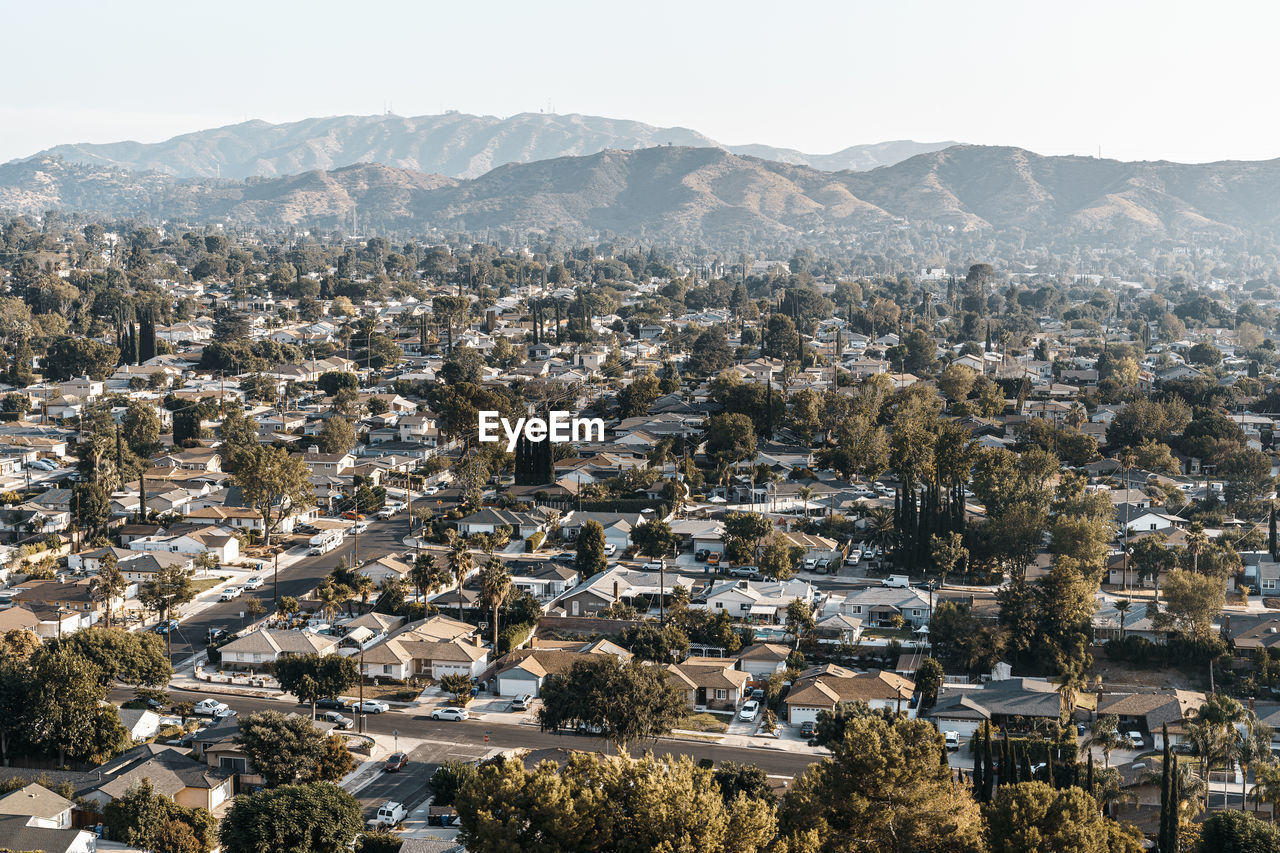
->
7, 145, 1280, 248
26, 112, 958, 180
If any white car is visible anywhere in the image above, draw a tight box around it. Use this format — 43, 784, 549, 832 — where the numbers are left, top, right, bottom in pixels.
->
423, 486, 440, 496
354, 522, 369, 534
640, 561, 662, 571
738, 700, 760, 721
357, 700, 389, 714
243, 576, 264, 590
844, 550, 862, 566
945, 731, 961, 750
219, 586, 242, 601
375, 508, 393, 520
193, 699, 231, 717
1126, 731, 1145, 749
603, 544, 617, 556
431, 707, 470, 721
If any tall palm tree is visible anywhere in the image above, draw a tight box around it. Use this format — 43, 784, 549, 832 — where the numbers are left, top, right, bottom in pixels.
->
478, 557, 512, 651
410, 553, 437, 605
315, 578, 350, 623
1114, 599, 1132, 642
1186, 523, 1208, 574
1233, 722, 1274, 811
1054, 665, 1087, 721
1251, 761, 1280, 819
351, 575, 375, 614
447, 539, 473, 621
1183, 716, 1222, 807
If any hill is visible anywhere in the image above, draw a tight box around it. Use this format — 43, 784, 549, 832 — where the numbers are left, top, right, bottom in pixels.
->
26, 112, 957, 180
6, 145, 1280, 249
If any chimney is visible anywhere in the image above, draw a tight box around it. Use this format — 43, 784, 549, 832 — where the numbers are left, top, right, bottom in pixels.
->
474, 635, 483, 648
530, 637, 538, 649
612, 581, 619, 601
308, 445, 319, 455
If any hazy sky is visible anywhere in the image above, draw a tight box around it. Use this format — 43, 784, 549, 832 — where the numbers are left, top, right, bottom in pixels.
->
4, 0, 1276, 165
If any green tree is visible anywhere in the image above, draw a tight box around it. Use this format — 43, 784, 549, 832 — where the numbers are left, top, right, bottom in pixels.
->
93, 553, 127, 628
234, 711, 355, 787
233, 445, 314, 546
446, 539, 473, 621
122, 399, 164, 459
219, 782, 363, 853
27, 646, 117, 764
617, 623, 689, 663
705, 412, 757, 465
44, 336, 120, 380
538, 656, 686, 751
574, 519, 608, 578
1154, 570, 1225, 639
439, 672, 474, 705
1196, 810, 1280, 852
104, 778, 218, 853
456, 752, 776, 853
316, 416, 356, 455
916, 657, 945, 711
317, 371, 358, 396
785, 599, 815, 648
688, 327, 733, 375
429, 760, 478, 807
985, 781, 1143, 853
759, 533, 803, 580
778, 715, 985, 853
140, 565, 196, 623
937, 363, 977, 404
58, 627, 173, 688
724, 511, 774, 563
273, 655, 358, 716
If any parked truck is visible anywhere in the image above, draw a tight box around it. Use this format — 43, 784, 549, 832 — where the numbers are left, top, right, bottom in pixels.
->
882, 575, 910, 588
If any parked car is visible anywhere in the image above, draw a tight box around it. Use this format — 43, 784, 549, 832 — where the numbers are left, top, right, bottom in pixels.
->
342, 511, 365, 521
800, 720, 817, 738
193, 699, 231, 717
423, 486, 440, 495
219, 586, 242, 601
321, 711, 353, 730
881, 575, 910, 589
603, 543, 617, 556
383, 752, 409, 772
552, 552, 575, 563
1126, 731, 1145, 749
206, 627, 229, 643
815, 558, 830, 573
945, 731, 961, 751
358, 700, 389, 714
729, 566, 761, 580
354, 522, 369, 534
315, 697, 354, 711
512, 694, 534, 712
738, 700, 760, 721
640, 561, 662, 571
243, 576, 264, 590
706, 552, 722, 566
694, 549, 710, 562
153, 619, 179, 634
432, 707, 470, 721
803, 558, 817, 571
844, 550, 862, 566
374, 801, 407, 827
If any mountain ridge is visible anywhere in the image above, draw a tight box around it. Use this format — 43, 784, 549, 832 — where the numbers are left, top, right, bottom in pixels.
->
22, 111, 959, 180
6, 144, 1280, 250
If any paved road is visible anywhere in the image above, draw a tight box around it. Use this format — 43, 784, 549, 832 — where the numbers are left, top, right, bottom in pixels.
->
161, 515, 415, 663
120, 686, 821, 781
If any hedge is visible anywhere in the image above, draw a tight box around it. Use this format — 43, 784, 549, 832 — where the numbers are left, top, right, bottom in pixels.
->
498, 621, 536, 655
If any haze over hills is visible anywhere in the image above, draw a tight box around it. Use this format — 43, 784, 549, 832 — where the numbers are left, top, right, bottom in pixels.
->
5, 144, 1280, 250
23, 112, 959, 180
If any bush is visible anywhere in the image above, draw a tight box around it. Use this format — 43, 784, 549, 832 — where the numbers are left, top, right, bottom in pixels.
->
525, 531, 546, 552
498, 621, 536, 655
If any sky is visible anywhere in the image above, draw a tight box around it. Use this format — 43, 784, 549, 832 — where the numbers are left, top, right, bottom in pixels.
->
4, 0, 1277, 165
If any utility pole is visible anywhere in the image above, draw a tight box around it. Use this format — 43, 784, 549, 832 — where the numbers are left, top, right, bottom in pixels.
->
273, 549, 279, 612
358, 644, 366, 734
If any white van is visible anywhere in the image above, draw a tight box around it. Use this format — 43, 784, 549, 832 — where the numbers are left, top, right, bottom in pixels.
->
882, 575, 910, 588
374, 801, 407, 827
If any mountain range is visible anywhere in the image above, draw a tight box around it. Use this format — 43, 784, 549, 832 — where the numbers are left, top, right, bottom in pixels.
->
4, 143, 1280, 250
24, 112, 958, 180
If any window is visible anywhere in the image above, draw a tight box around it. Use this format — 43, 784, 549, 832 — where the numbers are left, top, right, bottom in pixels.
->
383, 665, 392, 675
714, 602, 723, 609
1264, 579, 1277, 591
219, 757, 248, 773
715, 689, 727, 700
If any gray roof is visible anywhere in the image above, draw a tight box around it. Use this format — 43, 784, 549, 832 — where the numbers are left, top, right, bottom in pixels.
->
0, 815, 86, 853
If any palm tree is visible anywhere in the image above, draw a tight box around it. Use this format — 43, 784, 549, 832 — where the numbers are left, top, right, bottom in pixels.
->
1084, 714, 1127, 768
315, 578, 350, 623
1186, 523, 1208, 574
351, 575, 375, 613
864, 506, 896, 552
1114, 599, 1132, 642
1183, 717, 1222, 806
447, 539, 473, 621
1233, 722, 1274, 811
409, 553, 437, 605
478, 557, 512, 651
1251, 761, 1280, 819
1054, 665, 1087, 721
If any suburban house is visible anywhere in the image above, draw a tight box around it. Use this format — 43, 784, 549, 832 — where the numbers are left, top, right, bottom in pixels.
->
359, 554, 414, 586
696, 579, 818, 625
1096, 689, 1205, 750
548, 567, 697, 618
736, 642, 792, 679
216, 628, 340, 669
128, 525, 240, 563
827, 587, 931, 628
0, 816, 95, 853
453, 508, 545, 539
506, 560, 578, 600
117, 708, 162, 742
0, 784, 73, 829
81, 744, 234, 812
783, 666, 916, 725
663, 658, 751, 712
361, 635, 489, 682
928, 677, 1070, 736
494, 639, 630, 697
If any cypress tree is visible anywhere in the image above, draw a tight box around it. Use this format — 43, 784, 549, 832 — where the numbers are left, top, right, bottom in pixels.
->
971, 726, 985, 802
1270, 504, 1277, 562
1019, 746, 1032, 784
981, 724, 994, 802
1086, 751, 1095, 795
138, 469, 147, 524
1169, 755, 1180, 852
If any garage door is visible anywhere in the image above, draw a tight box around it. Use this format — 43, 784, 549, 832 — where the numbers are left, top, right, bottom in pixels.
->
789, 706, 824, 726
934, 719, 981, 738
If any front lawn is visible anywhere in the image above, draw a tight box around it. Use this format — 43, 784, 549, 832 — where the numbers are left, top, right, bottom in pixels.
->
192, 576, 231, 594
680, 712, 731, 733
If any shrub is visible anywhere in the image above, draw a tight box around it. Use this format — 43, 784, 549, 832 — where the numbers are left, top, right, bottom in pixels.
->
498, 621, 536, 655
525, 531, 546, 552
